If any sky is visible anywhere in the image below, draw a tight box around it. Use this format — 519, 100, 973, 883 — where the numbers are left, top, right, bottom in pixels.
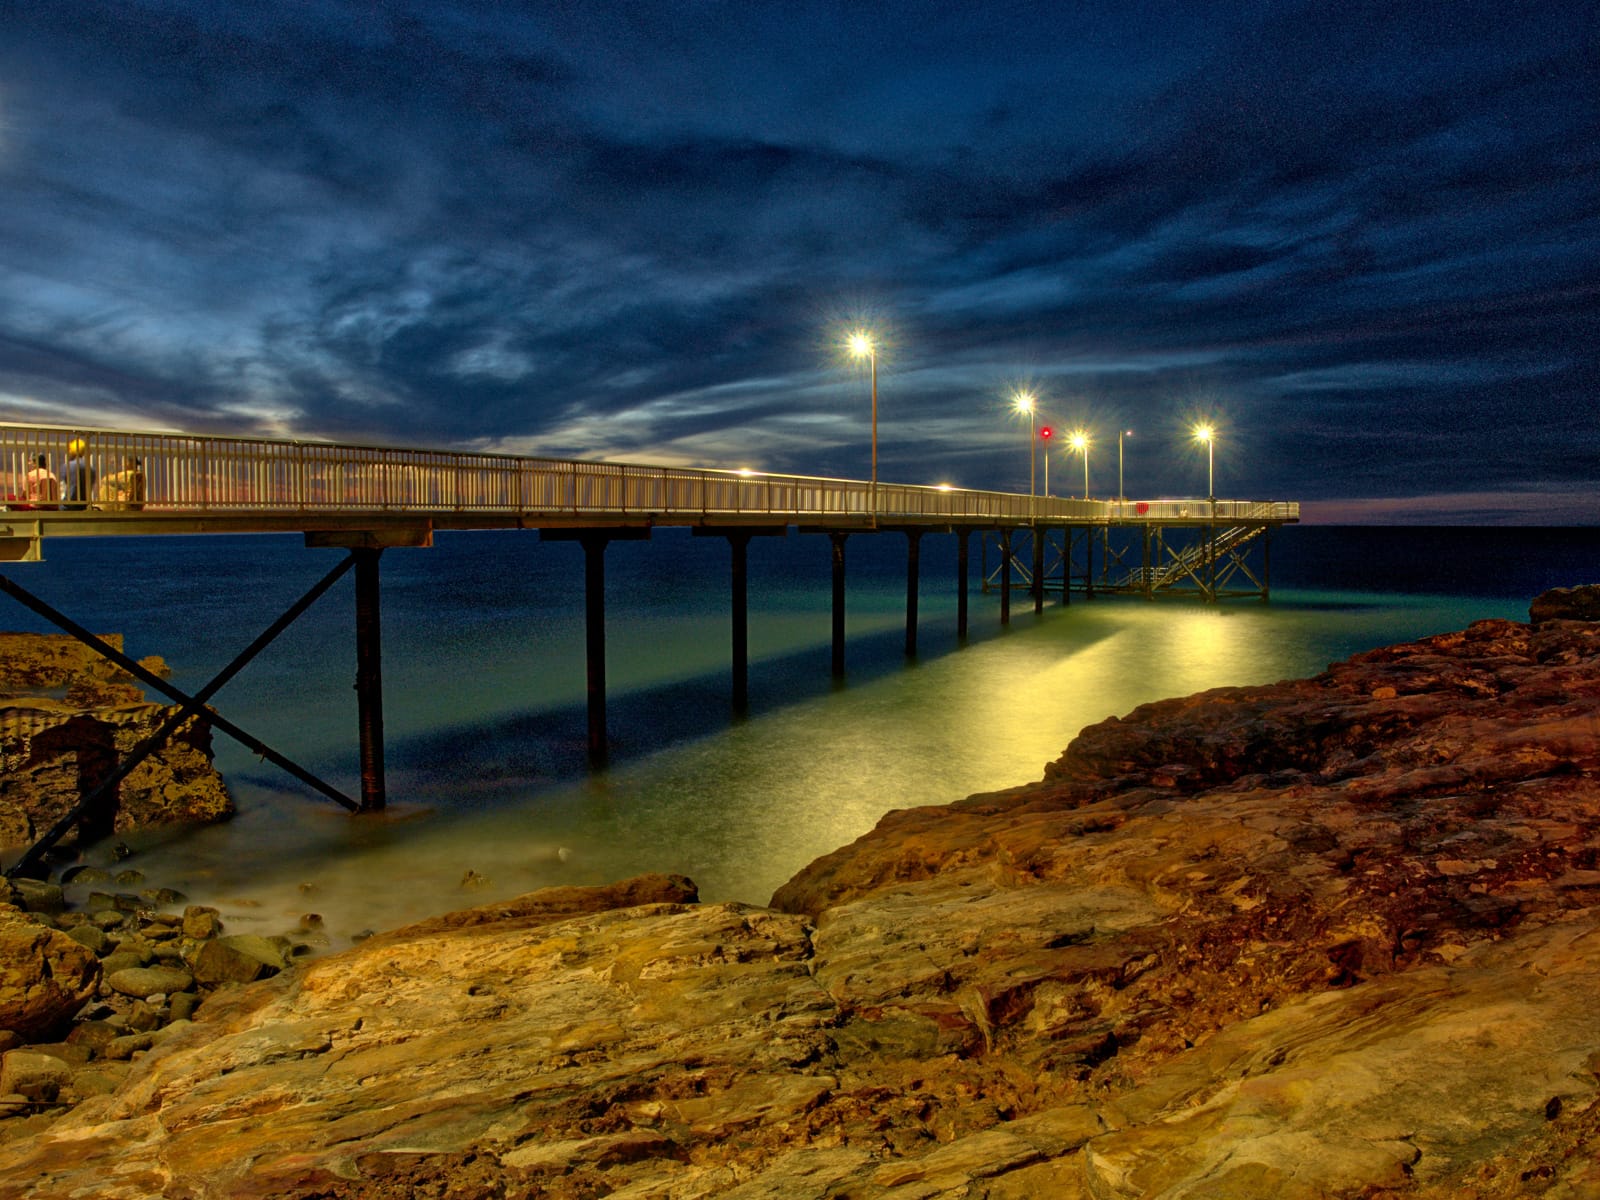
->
0, 1, 1595, 523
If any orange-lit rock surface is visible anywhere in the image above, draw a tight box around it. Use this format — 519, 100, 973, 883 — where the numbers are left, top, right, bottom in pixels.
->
0, 632, 231, 847
2, 603, 1599, 1198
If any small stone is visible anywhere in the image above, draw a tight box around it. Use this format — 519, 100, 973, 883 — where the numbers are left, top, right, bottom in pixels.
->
0, 1051, 72, 1102
91, 910, 126, 931
65, 1021, 121, 1054
114, 869, 146, 886
65, 925, 110, 956
191, 935, 284, 985
124, 1000, 161, 1033
298, 913, 325, 931
99, 951, 146, 976
106, 965, 194, 999
182, 906, 223, 940
101, 1033, 155, 1061
142, 887, 186, 906
60, 866, 113, 886
460, 869, 492, 889
11, 880, 64, 915
168, 992, 201, 1022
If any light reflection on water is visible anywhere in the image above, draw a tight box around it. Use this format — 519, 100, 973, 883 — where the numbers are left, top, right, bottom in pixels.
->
5, 529, 1541, 947
112, 592, 1521, 945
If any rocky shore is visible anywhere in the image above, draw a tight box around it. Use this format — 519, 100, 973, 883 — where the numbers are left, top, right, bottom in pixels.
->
2, 593, 1600, 1197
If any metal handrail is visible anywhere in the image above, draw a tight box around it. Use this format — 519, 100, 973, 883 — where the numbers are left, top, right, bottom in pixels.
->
0, 422, 1298, 525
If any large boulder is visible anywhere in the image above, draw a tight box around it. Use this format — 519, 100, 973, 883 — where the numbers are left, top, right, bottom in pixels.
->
0, 909, 100, 1041
1530, 583, 1600, 624
0, 632, 231, 849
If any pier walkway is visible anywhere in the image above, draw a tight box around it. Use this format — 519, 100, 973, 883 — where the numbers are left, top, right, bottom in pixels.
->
1, 421, 1296, 874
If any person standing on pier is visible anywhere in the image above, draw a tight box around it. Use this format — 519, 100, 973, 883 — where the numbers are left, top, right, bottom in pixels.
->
62, 437, 95, 510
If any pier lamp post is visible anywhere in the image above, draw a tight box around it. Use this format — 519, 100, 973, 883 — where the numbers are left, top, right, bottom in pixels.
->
848, 332, 878, 516
1012, 390, 1037, 497
1118, 429, 1133, 503
1069, 430, 1091, 499
1193, 424, 1215, 504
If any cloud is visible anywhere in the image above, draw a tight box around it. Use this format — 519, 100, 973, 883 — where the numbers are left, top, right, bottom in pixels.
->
0, 0, 1594, 521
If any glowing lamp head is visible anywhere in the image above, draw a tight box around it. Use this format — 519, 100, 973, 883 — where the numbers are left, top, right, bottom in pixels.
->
1012, 390, 1035, 415
1039, 425, 1053, 441
847, 332, 875, 359
1069, 431, 1090, 453
1193, 424, 1214, 444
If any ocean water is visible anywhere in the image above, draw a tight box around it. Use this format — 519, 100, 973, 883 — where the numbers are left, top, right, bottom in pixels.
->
3, 525, 1594, 942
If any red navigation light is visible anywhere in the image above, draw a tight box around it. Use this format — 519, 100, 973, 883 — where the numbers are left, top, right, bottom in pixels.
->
1039, 426, 1053, 440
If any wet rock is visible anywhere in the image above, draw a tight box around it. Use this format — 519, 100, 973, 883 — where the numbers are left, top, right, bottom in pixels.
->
168, 992, 200, 1023
105, 966, 193, 1000
180, 905, 221, 940
9, 881, 63, 915
191, 935, 284, 985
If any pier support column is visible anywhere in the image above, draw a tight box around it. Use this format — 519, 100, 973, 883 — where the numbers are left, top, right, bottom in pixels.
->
1031, 527, 1045, 615
1142, 527, 1154, 600
582, 534, 609, 763
956, 529, 970, 642
696, 526, 786, 717
1262, 527, 1272, 603
904, 530, 922, 657
542, 526, 651, 768
1061, 528, 1072, 605
1087, 529, 1096, 599
353, 547, 386, 813
830, 532, 848, 679
999, 529, 1012, 626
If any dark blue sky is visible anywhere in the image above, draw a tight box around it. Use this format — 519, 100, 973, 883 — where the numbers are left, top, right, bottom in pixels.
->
1, 1, 1595, 521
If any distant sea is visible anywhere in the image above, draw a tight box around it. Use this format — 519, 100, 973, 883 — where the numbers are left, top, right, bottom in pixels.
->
4, 525, 1596, 940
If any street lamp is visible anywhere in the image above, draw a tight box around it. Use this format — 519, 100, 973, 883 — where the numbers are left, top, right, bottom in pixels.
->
1193, 424, 1215, 503
1012, 390, 1037, 497
1118, 429, 1133, 503
1069, 430, 1090, 499
848, 332, 877, 514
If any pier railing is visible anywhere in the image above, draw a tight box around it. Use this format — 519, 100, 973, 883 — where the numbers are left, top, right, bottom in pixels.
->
0, 421, 1297, 526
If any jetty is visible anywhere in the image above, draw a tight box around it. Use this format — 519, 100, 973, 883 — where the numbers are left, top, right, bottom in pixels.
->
1, 421, 1296, 870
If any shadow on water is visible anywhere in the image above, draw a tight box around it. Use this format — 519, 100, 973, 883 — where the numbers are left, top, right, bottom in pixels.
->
365, 598, 1124, 813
